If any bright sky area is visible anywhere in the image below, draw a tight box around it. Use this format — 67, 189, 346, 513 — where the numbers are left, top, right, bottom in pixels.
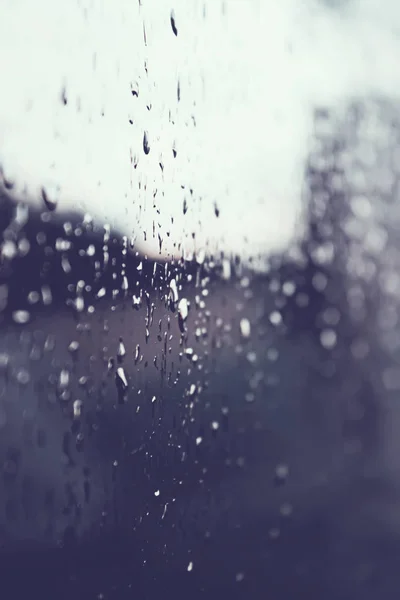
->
0, 0, 399, 266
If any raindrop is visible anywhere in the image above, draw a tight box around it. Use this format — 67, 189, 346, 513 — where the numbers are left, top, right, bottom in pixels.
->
143, 131, 150, 155
131, 81, 139, 97
320, 329, 337, 350
187, 562, 193, 572
280, 502, 293, 517
27, 291, 40, 305
132, 294, 142, 310
118, 338, 126, 358
1, 240, 17, 260
18, 238, 30, 257
134, 344, 140, 363
122, 275, 129, 291
247, 351, 257, 364
41, 285, 52, 306
16, 368, 30, 385
41, 185, 59, 211
282, 281, 296, 296
73, 399, 82, 418
239, 318, 251, 339
116, 367, 128, 390
68, 341, 80, 354
0, 353, 9, 372
269, 311, 282, 326
275, 464, 289, 484
196, 249, 206, 265
178, 298, 189, 331
74, 297, 85, 313
12, 310, 30, 324
170, 10, 178, 36
169, 278, 179, 304
221, 259, 231, 281
269, 528, 280, 540
59, 369, 70, 391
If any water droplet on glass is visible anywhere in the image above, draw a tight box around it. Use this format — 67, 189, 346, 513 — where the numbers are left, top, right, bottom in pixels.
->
143, 131, 150, 155
59, 369, 70, 391
269, 311, 282, 326
0, 353, 9, 372
239, 318, 251, 339
1, 240, 17, 260
68, 341, 80, 354
169, 279, 179, 304
275, 464, 289, 484
170, 10, 178, 35
116, 367, 128, 390
221, 259, 231, 281
320, 329, 337, 350
118, 338, 126, 358
12, 310, 30, 324
41, 185, 59, 211
16, 368, 30, 385
73, 399, 83, 418
131, 81, 139, 97
280, 502, 293, 517
196, 249, 206, 265
132, 294, 142, 310
41, 285, 52, 306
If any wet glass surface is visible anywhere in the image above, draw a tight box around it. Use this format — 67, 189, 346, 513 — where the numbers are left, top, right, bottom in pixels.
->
1, 1, 400, 599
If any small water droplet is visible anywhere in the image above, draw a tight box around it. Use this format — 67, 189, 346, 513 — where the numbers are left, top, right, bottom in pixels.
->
275, 464, 289, 484
269, 311, 282, 326
68, 341, 80, 354
118, 338, 126, 358
16, 368, 30, 385
239, 318, 251, 339
320, 328, 337, 350
12, 310, 30, 324
73, 399, 83, 418
59, 369, 70, 391
280, 502, 293, 517
169, 279, 179, 304
0, 353, 9, 372
1, 240, 17, 260
116, 367, 128, 390
170, 10, 178, 35
41, 185, 59, 211
132, 294, 142, 310
143, 131, 150, 155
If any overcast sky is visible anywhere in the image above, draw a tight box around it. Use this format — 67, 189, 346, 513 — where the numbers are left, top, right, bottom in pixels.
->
0, 0, 400, 265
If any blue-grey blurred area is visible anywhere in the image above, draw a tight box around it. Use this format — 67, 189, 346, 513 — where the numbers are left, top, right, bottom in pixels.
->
1, 97, 400, 600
